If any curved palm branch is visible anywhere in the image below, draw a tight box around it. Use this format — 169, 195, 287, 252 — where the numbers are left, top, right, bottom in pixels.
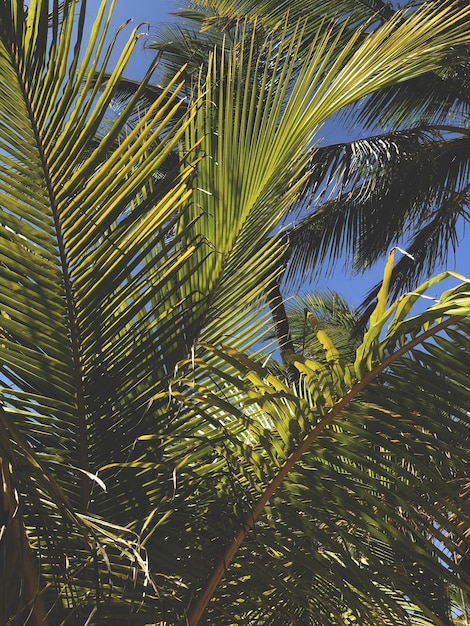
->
174, 256, 470, 624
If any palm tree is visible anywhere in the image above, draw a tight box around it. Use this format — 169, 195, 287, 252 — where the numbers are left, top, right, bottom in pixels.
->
1, 1, 470, 624
179, 254, 470, 625
150, 0, 470, 319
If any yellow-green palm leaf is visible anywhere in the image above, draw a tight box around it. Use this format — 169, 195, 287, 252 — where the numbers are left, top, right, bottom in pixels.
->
2, 0, 470, 624
0, 0, 197, 622
176, 263, 470, 625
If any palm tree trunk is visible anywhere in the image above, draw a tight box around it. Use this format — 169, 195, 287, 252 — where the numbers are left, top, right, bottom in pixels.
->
266, 280, 299, 384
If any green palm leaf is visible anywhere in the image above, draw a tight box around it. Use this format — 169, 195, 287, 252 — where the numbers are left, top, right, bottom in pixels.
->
176, 256, 470, 624
0, 0, 198, 622
2, 0, 470, 623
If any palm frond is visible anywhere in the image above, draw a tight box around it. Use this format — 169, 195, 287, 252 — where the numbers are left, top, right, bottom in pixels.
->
265, 290, 362, 366
0, 0, 198, 621
174, 258, 470, 624
286, 130, 470, 295
356, 62, 470, 131
149, 0, 397, 91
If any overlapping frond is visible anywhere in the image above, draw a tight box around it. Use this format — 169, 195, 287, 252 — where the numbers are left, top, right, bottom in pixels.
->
357, 62, 470, 130
175, 0, 470, 349
2, 0, 470, 623
0, 0, 198, 621
287, 129, 470, 292
149, 0, 395, 90
173, 257, 470, 624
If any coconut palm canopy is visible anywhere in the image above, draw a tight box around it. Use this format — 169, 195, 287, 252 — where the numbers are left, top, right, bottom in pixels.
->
0, 1, 470, 625
149, 0, 470, 312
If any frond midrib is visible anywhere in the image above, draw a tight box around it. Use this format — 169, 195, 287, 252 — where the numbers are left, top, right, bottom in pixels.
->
6, 38, 90, 509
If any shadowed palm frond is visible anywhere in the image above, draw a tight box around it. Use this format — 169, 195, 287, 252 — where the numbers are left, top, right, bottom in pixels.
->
148, 0, 396, 90
356, 61, 470, 130
0, 0, 200, 621
132, 1, 470, 313
173, 257, 470, 625
286, 128, 470, 297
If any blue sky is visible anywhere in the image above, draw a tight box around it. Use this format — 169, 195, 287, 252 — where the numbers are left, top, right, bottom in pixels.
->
109, 0, 469, 309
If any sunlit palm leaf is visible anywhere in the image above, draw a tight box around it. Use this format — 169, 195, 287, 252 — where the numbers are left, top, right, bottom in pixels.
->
175, 258, 470, 624
0, 0, 197, 622
136, 0, 470, 311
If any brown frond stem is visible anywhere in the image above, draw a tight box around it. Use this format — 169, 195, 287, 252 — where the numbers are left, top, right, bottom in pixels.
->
186, 314, 464, 625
